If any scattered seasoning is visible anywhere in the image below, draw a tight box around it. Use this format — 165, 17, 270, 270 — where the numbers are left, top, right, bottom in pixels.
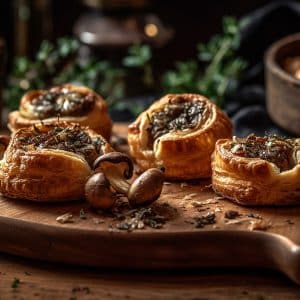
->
191, 199, 219, 207
56, 212, 74, 224
286, 219, 294, 225
183, 193, 198, 200
92, 218, 104, 224
249, 220, 272, 231
79, 209, 87, 220
247, 213, 262, 219
17, 123, 105, 167
72, 286, 91, 294
194, 212, 216, 228
116, 207, 166, 231
224, 210, 240, 219
11, 278, 20, 289
229, 134, 295, 172
225, 218, 253, 225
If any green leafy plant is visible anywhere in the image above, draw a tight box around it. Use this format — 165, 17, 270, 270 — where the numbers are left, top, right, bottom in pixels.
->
163, 16, 247, 107
4, 16, 247, 115
123, 44, 154, 88
5, 37, 79, 110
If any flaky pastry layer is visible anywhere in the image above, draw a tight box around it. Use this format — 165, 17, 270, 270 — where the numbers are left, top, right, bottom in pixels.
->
0, 123, 113, 202
128, 94, 233, 179
212, 138, 300, 205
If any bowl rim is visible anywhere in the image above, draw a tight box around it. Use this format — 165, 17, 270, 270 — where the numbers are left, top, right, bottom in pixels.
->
265, 32, 300, 87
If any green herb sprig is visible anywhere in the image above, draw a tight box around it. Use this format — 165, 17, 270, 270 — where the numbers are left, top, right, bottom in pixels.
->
163, 16, 247, 107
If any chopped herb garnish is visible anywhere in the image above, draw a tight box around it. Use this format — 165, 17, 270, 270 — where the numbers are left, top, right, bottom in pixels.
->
230, 134, 296, 171
148, 96, 208, 141
17, 124, 105, 166
115, 207, 166, 231
79, 209, 87, 219
11, 277, 20, 289
194, 212, 216, 228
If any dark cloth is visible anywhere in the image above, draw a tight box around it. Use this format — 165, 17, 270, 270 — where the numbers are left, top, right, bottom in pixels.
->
227, 1, 300, 137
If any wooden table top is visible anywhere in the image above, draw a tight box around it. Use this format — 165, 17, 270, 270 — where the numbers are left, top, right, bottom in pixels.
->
0, 252, 300, 299
0, 124, 300, 298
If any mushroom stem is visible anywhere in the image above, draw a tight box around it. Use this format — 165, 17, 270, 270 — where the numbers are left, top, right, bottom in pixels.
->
104, 165, 130, 195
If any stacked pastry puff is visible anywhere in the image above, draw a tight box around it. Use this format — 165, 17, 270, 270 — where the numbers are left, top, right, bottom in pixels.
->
1, 85, 299, 206
1, 84, 114, 202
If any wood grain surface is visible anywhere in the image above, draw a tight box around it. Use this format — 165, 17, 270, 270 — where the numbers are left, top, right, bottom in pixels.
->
0, 124, 299, 284
1, 252, 300, 300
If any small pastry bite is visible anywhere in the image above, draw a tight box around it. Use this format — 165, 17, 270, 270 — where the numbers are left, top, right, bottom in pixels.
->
212, 134, 300, 205
128, 94, 233, 179
0, 122, 113, 202
8, 84, 112, 140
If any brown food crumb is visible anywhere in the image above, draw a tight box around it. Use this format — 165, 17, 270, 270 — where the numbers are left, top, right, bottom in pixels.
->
249, 219, 272, 231
224, 210, 240, 219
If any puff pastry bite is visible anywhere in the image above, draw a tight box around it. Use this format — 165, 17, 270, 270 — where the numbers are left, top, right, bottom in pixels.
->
128, 94, 233, 179
8, 84, 112, 140
212, 134, 300, 205
0, 122, 113, 202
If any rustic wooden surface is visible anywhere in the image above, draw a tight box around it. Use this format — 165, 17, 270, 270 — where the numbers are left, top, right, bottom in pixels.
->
1, 252, 300, 300
0, 124, 300, 296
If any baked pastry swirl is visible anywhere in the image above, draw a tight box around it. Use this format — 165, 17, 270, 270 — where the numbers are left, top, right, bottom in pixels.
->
0, 122, 113, 202
212, 134, 300, 205
128, 94, 233, 179
8, 84, 112, 140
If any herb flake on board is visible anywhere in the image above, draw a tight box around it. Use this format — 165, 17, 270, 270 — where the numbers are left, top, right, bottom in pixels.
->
116, 207, 166, 231
194, 212, 216, 228
11, 278, 20, 289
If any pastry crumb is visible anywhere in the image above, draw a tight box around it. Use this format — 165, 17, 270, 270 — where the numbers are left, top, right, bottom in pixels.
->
56, 212, 74, 224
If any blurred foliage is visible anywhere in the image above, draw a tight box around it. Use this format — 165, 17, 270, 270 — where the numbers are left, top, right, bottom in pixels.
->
4, 16, 247, 115
163, 16, 247, 107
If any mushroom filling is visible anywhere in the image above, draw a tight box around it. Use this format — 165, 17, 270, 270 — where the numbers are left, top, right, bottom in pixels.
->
24, 87, 95, 119
148, 98, 208, 142
229, 134, 298, 171
17, 125, 104, 166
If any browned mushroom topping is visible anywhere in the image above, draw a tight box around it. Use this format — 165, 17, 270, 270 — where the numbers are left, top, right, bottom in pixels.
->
147, 96, 208, 141
17, 124, 105, 166
25, 86, 95, 119
229, 134, 296, 172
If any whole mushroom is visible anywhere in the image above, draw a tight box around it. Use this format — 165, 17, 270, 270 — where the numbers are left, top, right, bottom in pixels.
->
85, 172, 116, 210
92, 152, 164, 207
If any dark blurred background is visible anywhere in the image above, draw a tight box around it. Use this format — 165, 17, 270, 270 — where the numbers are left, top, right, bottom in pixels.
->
0, 0, 272, 69
1, 0, 299, 136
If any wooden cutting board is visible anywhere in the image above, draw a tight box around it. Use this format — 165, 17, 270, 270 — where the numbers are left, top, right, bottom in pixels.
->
0, 124, 299, 283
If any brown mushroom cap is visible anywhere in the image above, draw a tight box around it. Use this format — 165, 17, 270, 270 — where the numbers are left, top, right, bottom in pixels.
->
93, 152, 134, 179
128, 168, 164, 207
85, 173, 116, 210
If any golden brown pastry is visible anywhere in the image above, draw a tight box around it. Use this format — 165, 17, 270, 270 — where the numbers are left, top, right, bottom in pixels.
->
128, 94, 233, 179
212, 134, 300, 205
8, 84, 112, 140
0, 122, 113, 202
